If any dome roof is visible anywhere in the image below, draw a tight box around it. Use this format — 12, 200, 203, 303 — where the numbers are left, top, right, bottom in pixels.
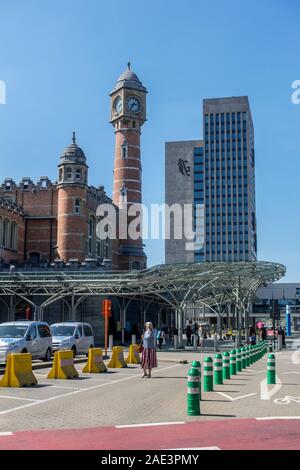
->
60, 132, 86, 165
112, 62, 147, 93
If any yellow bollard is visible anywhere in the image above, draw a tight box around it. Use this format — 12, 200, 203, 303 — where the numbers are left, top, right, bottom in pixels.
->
0, 353, 37, 387
82, 348, 107, 373
47, 350, 79, 379
125, 344, 140, 365
107, 346, 127, 368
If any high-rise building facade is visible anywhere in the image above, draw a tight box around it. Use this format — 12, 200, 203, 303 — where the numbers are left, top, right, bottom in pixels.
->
165, 96, 257, 264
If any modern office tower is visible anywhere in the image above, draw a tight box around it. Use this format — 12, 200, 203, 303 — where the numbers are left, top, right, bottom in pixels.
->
165, 96, 257, 264
165, 140, 203, 264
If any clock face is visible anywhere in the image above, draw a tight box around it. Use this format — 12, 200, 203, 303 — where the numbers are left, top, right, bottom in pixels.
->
113, 96, 123, 115
127, 96, 141, 113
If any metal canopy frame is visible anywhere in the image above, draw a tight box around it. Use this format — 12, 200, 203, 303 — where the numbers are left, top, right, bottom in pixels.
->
0, 261, 285, 324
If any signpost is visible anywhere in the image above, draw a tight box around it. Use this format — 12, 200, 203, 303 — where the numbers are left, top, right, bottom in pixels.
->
285, 304, 291, 337
102, 299, 112, 358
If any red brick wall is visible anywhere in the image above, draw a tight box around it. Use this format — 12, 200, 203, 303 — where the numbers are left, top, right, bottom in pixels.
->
57, 186, 88, 262
0, 206, 24, 264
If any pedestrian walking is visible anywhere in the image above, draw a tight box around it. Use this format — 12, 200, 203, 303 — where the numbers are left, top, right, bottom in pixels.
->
141, 321, 157, 378
278, 326, 286, 349
198, 325, 205, 347
156, 329, 165, 350
186, 325, 192, 346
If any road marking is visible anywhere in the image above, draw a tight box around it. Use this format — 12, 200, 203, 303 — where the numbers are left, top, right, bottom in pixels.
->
0, 395, 40, 402
116, 421, 186, 429
217, 392, 256, 402
282, 372, 300, 376
0, 363, 180, 417
0, 432, 13, 436
256, 416, 300, 420
260, 376, 282, 400
49, 385, 82, 390
273, 396, 300, 405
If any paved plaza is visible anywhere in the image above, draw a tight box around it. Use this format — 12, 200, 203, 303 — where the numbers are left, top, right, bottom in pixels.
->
0, 349, 299, 449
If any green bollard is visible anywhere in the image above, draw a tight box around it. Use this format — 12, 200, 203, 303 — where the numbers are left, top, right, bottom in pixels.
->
246, 346, 250, 367
267, 354, 276, 385
203, 357, 213, 392
187, 367, 200, 416
248, 346, 252, 365
250, 345, 254, 365
214, 354, 223, 385
222, 351, 230, 380
236, 348, 242, 372
230, 350, 236, 375
241, 347, 246, 369
191, 361, 201, 400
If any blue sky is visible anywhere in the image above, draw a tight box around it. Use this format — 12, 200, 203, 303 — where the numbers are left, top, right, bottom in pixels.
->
0, 0, 299, 281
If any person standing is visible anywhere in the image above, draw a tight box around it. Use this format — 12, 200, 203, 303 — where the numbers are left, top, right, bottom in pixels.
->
141, 322, 157, 378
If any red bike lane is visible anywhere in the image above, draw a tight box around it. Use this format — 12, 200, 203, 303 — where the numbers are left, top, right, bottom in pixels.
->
0, 418, 299, 450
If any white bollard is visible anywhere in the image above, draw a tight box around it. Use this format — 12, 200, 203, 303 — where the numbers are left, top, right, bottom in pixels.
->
108, 334, 113, 350
193, 334, 198, 349
174, 335, 178, 350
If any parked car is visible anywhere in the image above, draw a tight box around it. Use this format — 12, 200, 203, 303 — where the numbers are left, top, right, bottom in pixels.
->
50, 322, 94, 357
0, 321, 52, 363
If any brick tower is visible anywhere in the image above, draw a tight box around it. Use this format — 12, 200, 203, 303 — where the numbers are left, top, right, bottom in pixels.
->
57, 132, 88, 262
110, 63, 147, 270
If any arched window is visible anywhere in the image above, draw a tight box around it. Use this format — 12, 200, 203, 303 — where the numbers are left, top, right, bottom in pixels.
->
3, 219, 9, 248
121, 144, 128, 159
75, 168, 81, 180
10, 222, 17, 250
74, 199, 81, 215
66, 167, 73, 179
104, 237, 111, 260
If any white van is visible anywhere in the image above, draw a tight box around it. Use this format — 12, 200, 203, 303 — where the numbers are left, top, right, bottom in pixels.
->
0, 321, 52, 363
50, 322, 94, 357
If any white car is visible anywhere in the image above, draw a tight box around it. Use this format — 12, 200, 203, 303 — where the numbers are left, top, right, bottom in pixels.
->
0, 321, 52, 363
50, 322, 94, 357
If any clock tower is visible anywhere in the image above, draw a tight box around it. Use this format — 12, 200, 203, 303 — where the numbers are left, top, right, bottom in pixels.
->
110, 63, 147, 270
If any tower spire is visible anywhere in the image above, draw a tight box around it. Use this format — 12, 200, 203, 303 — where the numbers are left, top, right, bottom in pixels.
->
72, 131, 76, 144
127, 61, 131, 70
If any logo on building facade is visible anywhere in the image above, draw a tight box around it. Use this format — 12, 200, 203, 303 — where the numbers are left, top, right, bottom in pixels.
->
177, 158, 191, 176
291, 80, 300, 105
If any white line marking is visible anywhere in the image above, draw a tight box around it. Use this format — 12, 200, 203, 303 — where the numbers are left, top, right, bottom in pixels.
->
0, 432, 13, 436
217, 392, 256, 402
116, 421, 186, 429
48, 385, 82, 390
256, 416, 300, 420
282, 372, 300, 376
260, 376, 282, 400
0, 364, 180, 417
0, 395, 40, 402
